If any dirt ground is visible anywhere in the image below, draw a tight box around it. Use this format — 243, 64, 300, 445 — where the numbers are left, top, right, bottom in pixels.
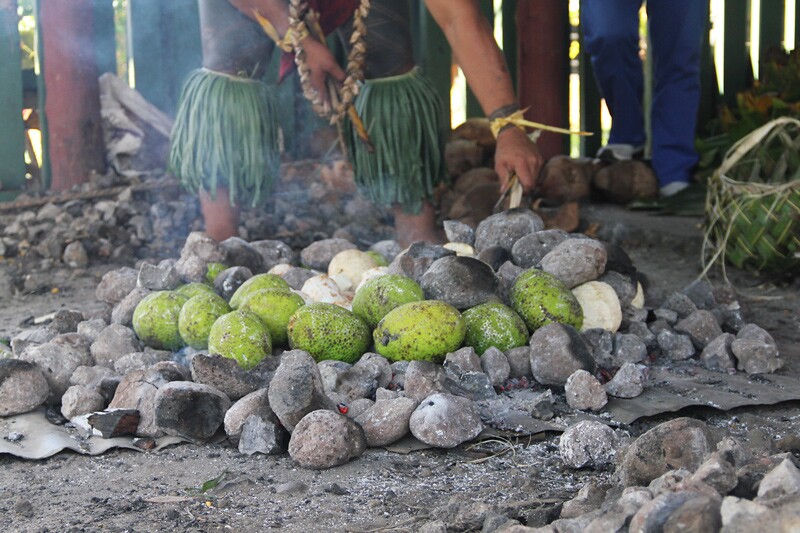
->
0, 204, 798, 533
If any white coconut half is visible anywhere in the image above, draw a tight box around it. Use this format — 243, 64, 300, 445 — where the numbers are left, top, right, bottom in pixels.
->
268, 263, 293, 276
572, 280, 623, 333
443, 242, 475, 257
301, 274, 345, 304
327, 249, 379, 292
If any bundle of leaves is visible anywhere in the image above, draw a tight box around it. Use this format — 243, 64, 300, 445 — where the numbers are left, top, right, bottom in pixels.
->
702, 117, 800, 277
696, 46, 800, 177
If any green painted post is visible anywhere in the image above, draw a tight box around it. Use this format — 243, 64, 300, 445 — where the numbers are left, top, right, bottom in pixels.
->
723, 0, 751, 107
416, 2, 451, 129
697, 14, 718, 135
503, 0, 518, 92
0, 0, 26, 194
93, 0, 117, 76
796, 0, 800, 50
579, 37, 602, 157
466, 0, 494, 118
128, 0, 169, 112
128, 0, 201, 116
34, 0, 50, 188
759, 0, 784, 64
161, 0, 201, 116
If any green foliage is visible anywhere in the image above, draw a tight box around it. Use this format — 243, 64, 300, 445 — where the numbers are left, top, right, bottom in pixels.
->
697, 47, 800, 178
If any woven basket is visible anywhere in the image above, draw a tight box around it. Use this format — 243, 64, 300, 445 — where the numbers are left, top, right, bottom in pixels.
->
702, 117, 800, 277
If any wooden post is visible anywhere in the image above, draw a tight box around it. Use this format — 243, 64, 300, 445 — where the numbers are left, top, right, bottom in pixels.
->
0, 0, 26, 195
37, 0, 105, 191
516, 0, 570, 160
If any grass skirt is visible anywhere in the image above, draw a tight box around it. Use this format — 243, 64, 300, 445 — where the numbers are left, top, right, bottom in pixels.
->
345, 68, 446, 214
169, 68, 280, 207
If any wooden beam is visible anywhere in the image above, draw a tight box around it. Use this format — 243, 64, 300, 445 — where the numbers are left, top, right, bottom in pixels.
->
516, 0, 570, 160
37, 0, 105, 191
0, 0, 26, 192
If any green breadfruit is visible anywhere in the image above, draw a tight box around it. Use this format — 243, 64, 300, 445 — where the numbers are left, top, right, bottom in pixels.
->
462, 301, 530, 355
287, 302, 370, 363
373, 300, 466, 363
365, 250, 389, 267
510, 268, 583, 332
239, 288, 305, 347
351, 274, 425, 329
132, 291, 189, 351
175, 282, 217, 300
207, 309, 272, 370
228, 273, 290, 309
205, 262, 228, 284
178, 293, 231, 349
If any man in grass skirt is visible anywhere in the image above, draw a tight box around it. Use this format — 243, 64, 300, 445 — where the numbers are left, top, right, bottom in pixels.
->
169, 0, 543, 246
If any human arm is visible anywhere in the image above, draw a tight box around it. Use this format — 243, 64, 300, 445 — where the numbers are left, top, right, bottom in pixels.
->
423, 0, 543, 192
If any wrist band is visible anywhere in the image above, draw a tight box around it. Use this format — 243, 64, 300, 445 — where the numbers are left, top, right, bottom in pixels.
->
489, 106, 527, 138
488, 103, 520, 121
252, 9, 310, 53
489, 106, 594, 139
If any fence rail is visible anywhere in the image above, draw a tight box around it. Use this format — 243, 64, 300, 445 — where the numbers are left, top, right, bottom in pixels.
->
0, 0, 796, 196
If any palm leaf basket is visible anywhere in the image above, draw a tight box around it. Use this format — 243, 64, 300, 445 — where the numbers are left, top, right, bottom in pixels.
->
702, 117, 800, 278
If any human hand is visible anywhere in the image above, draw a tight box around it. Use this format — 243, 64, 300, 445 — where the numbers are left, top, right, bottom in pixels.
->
494, 127, 543, 193
301, 37, 345, 104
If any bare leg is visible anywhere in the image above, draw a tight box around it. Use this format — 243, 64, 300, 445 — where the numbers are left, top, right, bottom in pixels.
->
200, 188, 240, 241
392, 201, 445, 248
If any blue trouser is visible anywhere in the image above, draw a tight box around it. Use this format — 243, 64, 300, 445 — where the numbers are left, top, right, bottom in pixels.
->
580, 0, 709, 187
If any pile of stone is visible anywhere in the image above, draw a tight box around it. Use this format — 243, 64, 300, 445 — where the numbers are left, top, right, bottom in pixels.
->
0, 207, 784, 475
398, 417, 800, 532
441, 417, 800, 532
0, 161, 393, 283
0, 173, 201, 271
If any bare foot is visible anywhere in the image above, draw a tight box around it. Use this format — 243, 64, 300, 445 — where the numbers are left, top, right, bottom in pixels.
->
393, 202, 446, 248
200, 187, 240, 241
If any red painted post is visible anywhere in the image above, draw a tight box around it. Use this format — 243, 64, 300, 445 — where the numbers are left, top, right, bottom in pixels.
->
516, 1, 570, 161
38, 0, 105, 191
